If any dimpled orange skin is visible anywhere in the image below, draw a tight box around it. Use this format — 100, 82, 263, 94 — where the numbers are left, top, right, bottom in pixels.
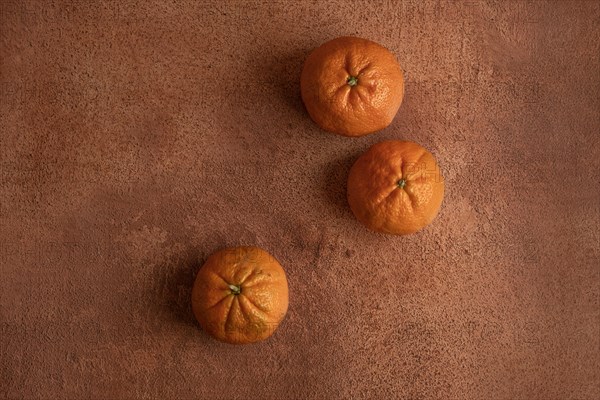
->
347, 140, 445, 235
191, 246, 289, 344
300, 36, 404, 137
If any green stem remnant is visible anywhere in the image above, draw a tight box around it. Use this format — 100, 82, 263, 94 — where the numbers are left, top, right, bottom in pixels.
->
228, 284, 241, 295
347, 76, 358, 87
397, 179, 407, 189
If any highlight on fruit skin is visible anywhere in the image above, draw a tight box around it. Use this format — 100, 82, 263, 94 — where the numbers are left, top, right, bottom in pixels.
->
300, 36, 405, 137
347, 140, 445, 235
191, 246, 289, 344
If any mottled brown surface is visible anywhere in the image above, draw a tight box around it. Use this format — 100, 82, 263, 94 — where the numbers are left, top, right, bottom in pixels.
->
1, 1, 599, 399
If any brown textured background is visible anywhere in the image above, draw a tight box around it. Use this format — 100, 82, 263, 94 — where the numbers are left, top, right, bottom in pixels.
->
1, 1, 599, 399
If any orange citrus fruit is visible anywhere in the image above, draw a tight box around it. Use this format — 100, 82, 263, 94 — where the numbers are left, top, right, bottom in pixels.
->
191, 246, 289, 344
347, 140, 444, 234
300, 36, 404, 137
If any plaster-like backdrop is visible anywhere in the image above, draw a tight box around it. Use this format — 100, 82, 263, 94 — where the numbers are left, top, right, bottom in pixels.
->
1, 1, 599, 399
